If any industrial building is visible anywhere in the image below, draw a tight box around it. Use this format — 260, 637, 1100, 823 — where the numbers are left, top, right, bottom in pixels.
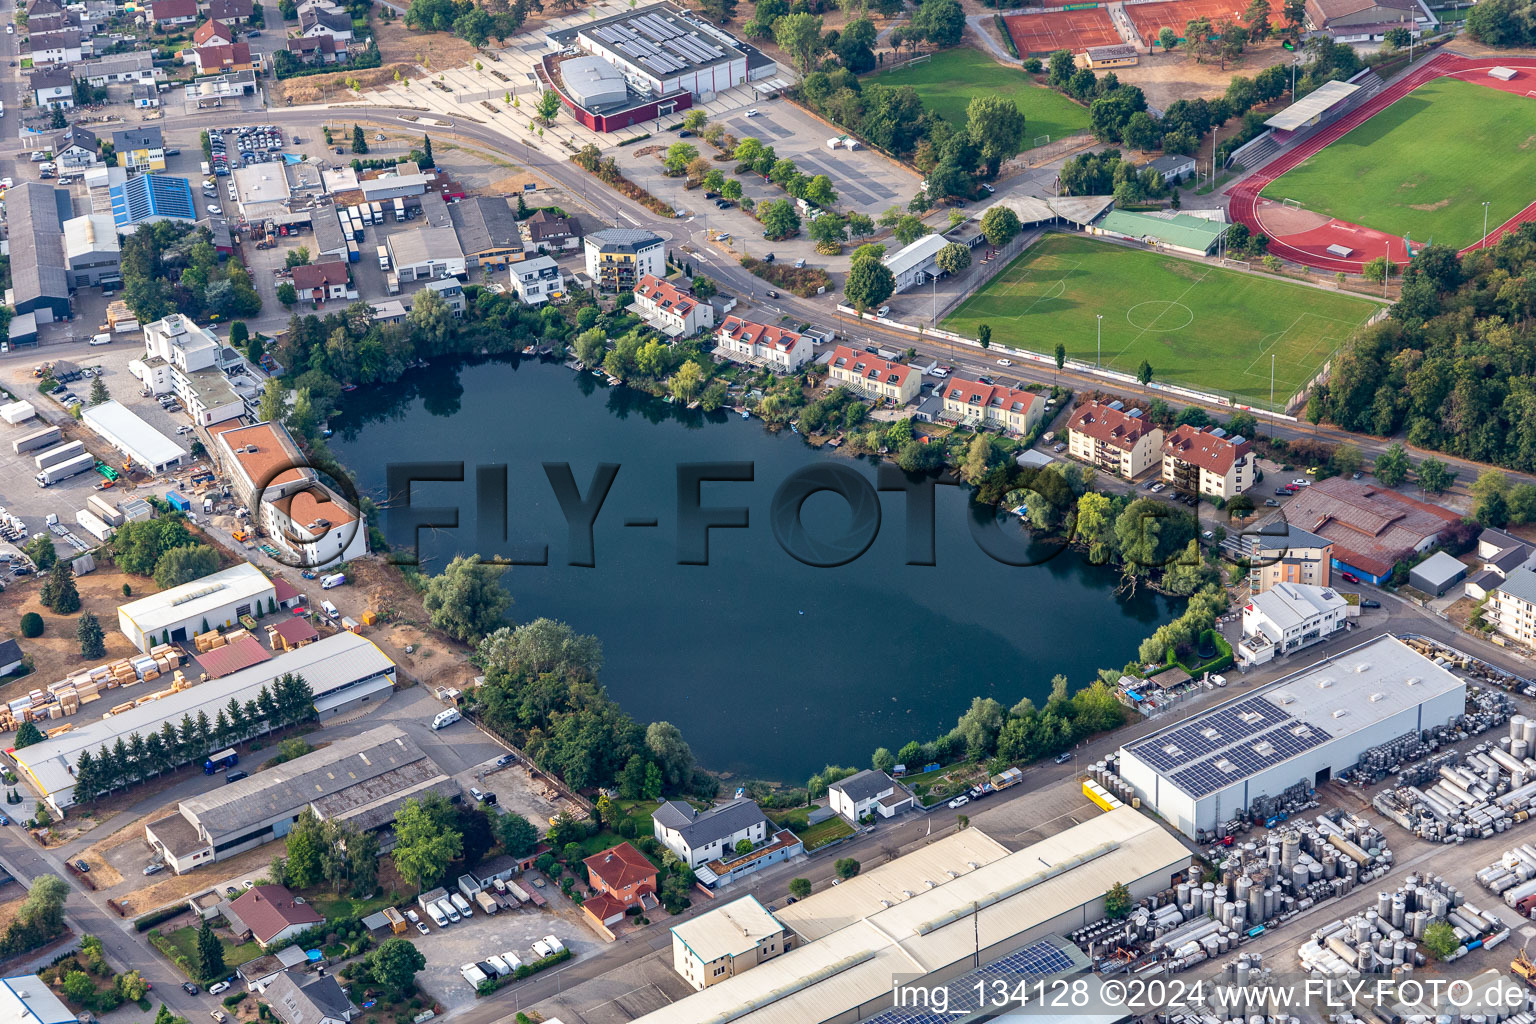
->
1266, 477, 1460, 584
630, 808, 1188, 1024
62, 214, 122, 289
116, 563, 275, 653
13, 631, 398, 815
6, 183, 73, 322
81, 400, 188, 476
109, 174, 197, 231
146, 725, 454, 873
1118, 635, 1467, 838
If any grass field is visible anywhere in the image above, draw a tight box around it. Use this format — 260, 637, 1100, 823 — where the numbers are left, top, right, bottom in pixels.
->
1260, 78, 1536, 250
867, 48, 1090, 148
942, 234, 1382, 407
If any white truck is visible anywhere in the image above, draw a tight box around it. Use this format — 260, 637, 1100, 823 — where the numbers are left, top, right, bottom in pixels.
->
459, 963, 488, 986
75, 509, 114, 543
437, 897, 460, 923
36, 452, 96, 487
425, 902, 449, 928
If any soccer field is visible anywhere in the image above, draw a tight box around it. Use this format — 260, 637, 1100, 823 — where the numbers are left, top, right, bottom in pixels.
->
867, 48, 1090, 148
942, 235, 1383, 407
1260, 78, 1536, 250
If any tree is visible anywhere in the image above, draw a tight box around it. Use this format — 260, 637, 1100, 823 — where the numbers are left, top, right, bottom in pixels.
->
495, 812, 540, 858
935, 242, 971, 276
1422, 920, 1460, 960
537, 89, 561, 125
1363, 256, 1397, 284
1158, 26, 1177, 49
978, 324, 992, 349
1373, 443, 1410, 487
1478, 489, 1511, 528
894, 215, 930, 246
734, 838, 754, 855
1418, 457, 1455, 495
365, 938, 427, 1001
1332, 444, 1364, 477
844, 257, 895, 311
759, 198, 801, 240
20, 612, 43, 638
834, 857, 861, 879
14, 722, 44, 749
197, 920, 225, 981
89, 375, 109, 406
788, 877, 812, 899
76, 612, 105, 659
352, 125, 368, 153
475, 617, 604, 679
423, 554, 511, 641
961, 433, 1004, 485
25, 533, 58, 571
284, 248, 312, 270
911, 0, 963, 45
774, 12, 824, 71
808, 212, 847, 249
42, 562, 80, 614
392, 797, 463, 892
1382, 25, 1411, 48
671, 361, 706, 403
1105, 880, 1133, 919
663, 142, 699, 176
277, 281, 298, 307
152, 544, 220, 589
646, 721, 695, 789
1054, 343, 1067, 375
1137, 359, 1154, 385
284, 809, 327, 888
872, 746, 895, 773
643, 761, 664, 800
966, 94, 1026, 176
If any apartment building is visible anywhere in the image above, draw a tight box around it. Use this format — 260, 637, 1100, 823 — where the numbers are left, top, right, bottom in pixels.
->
671, 897, 790, 991
137, 314, 244, 426
1066, 401, 1163, 479
1160, 424, 1253, 500
827, 346, 920, 406
939, 377, 1045, 435
584, 228, 664, 291
1245, 522, 1333, 594
509, 254, 565, 306
712, 316, 812, 373
1489, 568, 1536, 650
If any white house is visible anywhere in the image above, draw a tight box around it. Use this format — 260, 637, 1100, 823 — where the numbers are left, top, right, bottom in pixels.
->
883, 234, 949, 294
28, 27, 84, 64
828, 769, 912, 822
1236, 581, 1349, 667
54, 125, 100, 168
29, 66, 74, 109
713, 316, 812, 373
584, 228, 664, 291
653, 799, 771, 870
509, 254, 565, 306
632, 274, 713, 338
137, 314, 244, 426
1487, 567, 1536, 652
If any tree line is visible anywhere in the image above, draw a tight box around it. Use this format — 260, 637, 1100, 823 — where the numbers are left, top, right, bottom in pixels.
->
120, 221, 262, 325
71, 674, 315, 803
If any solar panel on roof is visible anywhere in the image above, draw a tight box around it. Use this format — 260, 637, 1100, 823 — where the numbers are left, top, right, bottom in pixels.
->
860, 938, 1082, 1024
1128, 695, 1293, 771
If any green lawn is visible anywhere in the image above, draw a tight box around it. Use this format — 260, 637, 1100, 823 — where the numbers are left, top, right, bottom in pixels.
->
943, 234, 1382, 407
797, 816, 854, 851
1260, 78, 1536, 250
867, 48, 1089, 148
161, 925, 265, 973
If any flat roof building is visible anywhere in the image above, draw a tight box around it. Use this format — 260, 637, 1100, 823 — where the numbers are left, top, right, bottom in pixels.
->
82, 399, 188, 475
1119, 635, 1466, 837
117, 563, 274, 653
671, 895, 789, 990
1409, 550, 1468, 596
0, 976, 78, 1024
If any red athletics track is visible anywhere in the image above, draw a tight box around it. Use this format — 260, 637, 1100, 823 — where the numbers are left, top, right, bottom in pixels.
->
1227, 54, 1536, 274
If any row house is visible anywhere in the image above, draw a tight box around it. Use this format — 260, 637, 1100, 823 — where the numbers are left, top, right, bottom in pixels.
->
633, 274, 712, 338
940, 376, 1045, 435
827, 345, 920, 406
713, 316, 811, 374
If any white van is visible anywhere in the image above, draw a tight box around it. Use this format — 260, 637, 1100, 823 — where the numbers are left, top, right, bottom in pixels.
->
89, 334, 112, 346
437, 898, 460, 923
425, 902, 449, 928
320, 599, 339, 620
432, 708, 461, 730
531, 939, 551, 959
450, 892, 473, 917
459, 963, 486, 986
320, 573, 346, 589
502, 950, 523, 971
542, 935, 565, 955
485, 955, 511, 977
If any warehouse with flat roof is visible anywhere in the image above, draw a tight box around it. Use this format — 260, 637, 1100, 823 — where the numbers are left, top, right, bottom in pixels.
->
630, 807, 1189, 1024
12, 631, 397, 815
82, 399, 189, 475
146, 724, 455, 872
1118, 635, 1466, 838
117, 562, 275, 652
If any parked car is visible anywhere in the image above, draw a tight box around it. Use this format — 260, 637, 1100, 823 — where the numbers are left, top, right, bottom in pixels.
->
794, 257, 806, 268
1340, 571, 1360, 584
980, 182, 996, 194
144, 863, 164, 875
1055, 752, 1073, 764
470, 786, 486, 802
746, 108, 759, 116
496, 753, 516, 767
947, 795, 969, 809
1264, 498, 1281, 506
209, 981, 231, 996
182, 983, 200, 996
876, 305, 890, 317
74, 859, 90, 872
1361, 599, 1381, 608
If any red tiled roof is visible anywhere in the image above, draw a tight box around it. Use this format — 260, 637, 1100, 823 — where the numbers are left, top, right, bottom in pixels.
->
717, 315, 802, 353
291, 260, 350, 294
633, 274, 696, 318
1162, 424, 1251, 475
193, 19, 231, 44
582, 892, 629, 924
829, 345, 914, 388
197, 634, 272, 678
944, 376, 1040, 419
1279, 477, 1460, 577
270, 576, 302, 604
286, 33, 338, 53
1067, 401, 1154, 451
152, 0, 197, 19
271, 485, 356, 529
229, 885, 323, 943
584, 842, 656, 891
195, 41, 251, 69
218, 421, 309, 493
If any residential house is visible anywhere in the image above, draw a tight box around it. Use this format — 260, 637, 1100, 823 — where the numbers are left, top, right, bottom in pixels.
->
1468, 528, 1535, 599
208, 0, 255, 22
582, 842, 658, 927
193, 42, 255, 74
653, 798, 771, 870
29, 65, 74, 109
192, 18, 234, 46
508, 254, 564, 306
419, 277, 466, 317
1268, 477, 1460, 585
1066, 400, 1163, 479
1160, 423, 1253, 500
285, 33, 345, 65
1245, 521, 1333, 594
151, 0, 198, 27
28, 0, 67, 16
1488, 568, 1536, 651
290, 260, 351, 304
297, 0, 354, 40
828, 769, 912, 822
1145, 153, 1197, 185
0, 639, 23, 678
80, 52, 161, 86
54, 125, 100, 168
939, 376, 1045, 435
584, 227, 664, 291
259, 970, 356, 1024
524, 208, 582, 251
27, 10, 81, 33
27, 27, 84, 64
448, 195, 524, 268
237, 946, 309, 992
223, 885, 324, 949
633, 274, 713, 337
827, 345, 920, 406
111, 127, 166, 173
671, 896, 790, 991
1236, 581, 1348, 667
713, 316, 811, 373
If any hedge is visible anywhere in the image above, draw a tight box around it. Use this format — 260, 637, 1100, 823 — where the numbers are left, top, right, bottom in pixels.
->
135, 906, 186, 932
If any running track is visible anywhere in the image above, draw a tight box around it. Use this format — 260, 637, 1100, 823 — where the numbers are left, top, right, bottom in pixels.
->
1228, 54, 1536, 274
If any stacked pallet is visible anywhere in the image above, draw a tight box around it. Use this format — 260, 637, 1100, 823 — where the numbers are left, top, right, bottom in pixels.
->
0, 648, 192, 728
194, 630, 225, 654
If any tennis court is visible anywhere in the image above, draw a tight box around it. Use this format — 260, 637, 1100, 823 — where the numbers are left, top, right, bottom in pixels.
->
1126, 0, 1249, 47
1004, 8, 1122, 57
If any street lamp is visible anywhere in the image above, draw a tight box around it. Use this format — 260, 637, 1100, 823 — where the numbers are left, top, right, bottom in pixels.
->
1482, 201, 1492, 249
1096, 314, 1102, 368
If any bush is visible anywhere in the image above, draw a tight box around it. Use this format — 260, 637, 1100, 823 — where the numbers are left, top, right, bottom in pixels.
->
20, 612, 43, 638
133, 906, 185, 932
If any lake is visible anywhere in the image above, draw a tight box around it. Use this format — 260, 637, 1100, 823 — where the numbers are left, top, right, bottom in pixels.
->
332, 358, 1179, 782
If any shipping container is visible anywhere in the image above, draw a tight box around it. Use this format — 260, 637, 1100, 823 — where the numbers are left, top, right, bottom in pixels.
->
34, 441, 85, 470
87, 494, 125, 527
347, 240, 360, 263
13, 425, 62, 454
203, 748, 238, 774
36, 452, 96, 486
166, 491, 191, 512
1, 400, 36, 424
74, 509, 114, 542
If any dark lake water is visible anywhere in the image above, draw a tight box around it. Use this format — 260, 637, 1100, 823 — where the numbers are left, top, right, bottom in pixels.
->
332, 358, 1179, 782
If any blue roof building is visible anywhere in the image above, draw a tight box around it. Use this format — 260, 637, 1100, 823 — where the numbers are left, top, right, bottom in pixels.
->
110, 173, 197, 229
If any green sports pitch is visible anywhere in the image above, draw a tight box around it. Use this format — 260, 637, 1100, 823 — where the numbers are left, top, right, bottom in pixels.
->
866, 48, 1090, 148
941, 234, 1383, 407
1260, 78, 1536, 250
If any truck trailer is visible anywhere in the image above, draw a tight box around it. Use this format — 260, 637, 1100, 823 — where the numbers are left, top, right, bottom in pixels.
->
36, 452, 96, 486
35, 440, 85, 470
87, 494, 125, 527
12, 425, 61, 454
75, 509, 114, 542
474, 890, 499, 914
